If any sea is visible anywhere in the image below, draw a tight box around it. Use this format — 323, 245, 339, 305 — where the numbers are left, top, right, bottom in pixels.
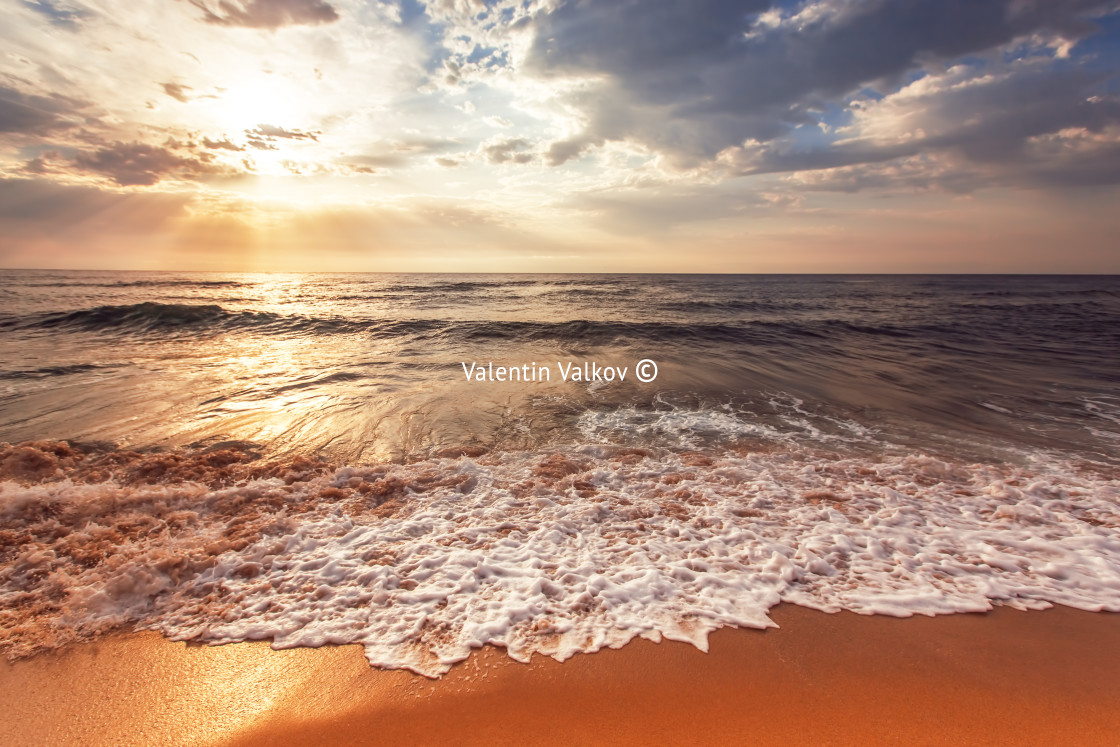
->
1, 271, 1118, 675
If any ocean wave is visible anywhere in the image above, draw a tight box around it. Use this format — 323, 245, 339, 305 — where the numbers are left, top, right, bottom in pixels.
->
389, 280, 542, 293
656, 299, 811, 313
28, 303, 276, 333
0, 303, 361, 337
2, 440, 1118, 677
0, 364, 110, 381
974, 288, 1119, 299
0, 304, 881, 344
5, 303, 1110, 355
111, 279, 245, 288
10, 280, 245, 289
539, 287, 638, 299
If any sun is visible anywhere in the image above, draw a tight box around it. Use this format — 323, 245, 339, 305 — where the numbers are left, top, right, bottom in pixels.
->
196, 71, 313, 138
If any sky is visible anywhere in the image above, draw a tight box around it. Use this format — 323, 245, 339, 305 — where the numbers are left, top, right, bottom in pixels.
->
1, 0, 1119, 272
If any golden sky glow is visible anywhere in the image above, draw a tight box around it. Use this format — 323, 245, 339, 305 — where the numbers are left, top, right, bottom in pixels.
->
2, 0, 1119, 272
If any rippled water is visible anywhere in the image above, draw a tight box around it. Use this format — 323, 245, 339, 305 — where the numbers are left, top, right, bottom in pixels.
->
2, 271, 1119, 463
1, 272, 1119, 675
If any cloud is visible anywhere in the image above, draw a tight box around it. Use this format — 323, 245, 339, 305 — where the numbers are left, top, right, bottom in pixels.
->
545, 137, 593, 167
482, 136, 533, 164
0, 83, 86, 133
525, 0, 1119, 170
345, 153, 406, 169
340, 137, 464, 171
161, 82, 193, 103
22, 0, 86, 29
738, 63, 1120, 190
424, 0, 492, 25
246, 123, 319, 141
839, 66, 1119, 157
72, 142, 239, 186
1021, 125, 1120, 187
201, 137, 244, 151
187, 0, 339, 29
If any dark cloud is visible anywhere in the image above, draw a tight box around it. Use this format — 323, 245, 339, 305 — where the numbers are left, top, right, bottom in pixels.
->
161, 82, 193, 103
443, 60, 463, 86
201, 137, 244, 151
72, 142, 238, 186
911, 72, 1120, 166
741, 66, 1120, 189
0, 84, 85, 134
482, 137, 532, 164
545, 138, 591, 167
246, 123, 319, 141
22, 0, 86, 29
187, 0, 339, 28
1018, 130, 1120, 188
341, 137, 464, 170
788, 130, 1120, 194
525, 0, 1120, 176
19, 150, 73, 177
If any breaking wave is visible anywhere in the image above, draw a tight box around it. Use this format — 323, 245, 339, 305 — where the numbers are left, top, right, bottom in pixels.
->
0, 302, 1073, 349
2, 439, 1118, 677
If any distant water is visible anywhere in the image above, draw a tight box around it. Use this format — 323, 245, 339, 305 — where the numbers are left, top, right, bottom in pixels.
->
1, 271, 1119, 675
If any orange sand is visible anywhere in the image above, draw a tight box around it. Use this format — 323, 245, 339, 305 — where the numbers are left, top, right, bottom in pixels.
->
2, 605, 1119, 746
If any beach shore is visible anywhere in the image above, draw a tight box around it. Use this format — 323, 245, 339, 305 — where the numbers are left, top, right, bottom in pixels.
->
2, 604, 1119, 746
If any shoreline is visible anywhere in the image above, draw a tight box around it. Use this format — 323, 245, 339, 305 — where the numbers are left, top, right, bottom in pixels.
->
2, 604, 1119, 746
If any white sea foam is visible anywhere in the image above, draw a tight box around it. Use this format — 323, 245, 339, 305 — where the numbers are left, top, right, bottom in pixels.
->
4, 442, 1117, 677
578, 398, 881, 450
1083, 397, 1120, 442
578, 406, 787, 448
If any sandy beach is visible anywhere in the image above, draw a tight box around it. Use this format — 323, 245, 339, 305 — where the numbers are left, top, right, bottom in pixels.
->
2, 604, 1118, 746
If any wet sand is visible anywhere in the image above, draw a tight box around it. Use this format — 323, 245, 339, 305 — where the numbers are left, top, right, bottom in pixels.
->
2, 604, 1119, 746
